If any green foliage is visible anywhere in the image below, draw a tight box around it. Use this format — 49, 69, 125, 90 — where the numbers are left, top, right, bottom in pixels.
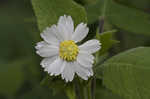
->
82, 0, 98, 5
94, 30, 118, 79
96, 82, 123, 99
94, 53, 109, 79
41, 76, 66, 95
41, 75, 75, 99
65, 85, 76, 99
106, 0, 150, 36
85, 0, 103, 24
1, 0, 150, 99
85, 0, 150, 36
0, 58, 39, 98
19, 86, 67, 99
116, 0, 150, 10
102, 47, 150, 99
32, 0, 87, 32
96, 30, 119, 55
74, 0, 98, 5
0, 1, 40, 98
0, 60, 25, 96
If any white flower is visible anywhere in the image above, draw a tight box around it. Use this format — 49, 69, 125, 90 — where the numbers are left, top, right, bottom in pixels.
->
35, 15, 101, 82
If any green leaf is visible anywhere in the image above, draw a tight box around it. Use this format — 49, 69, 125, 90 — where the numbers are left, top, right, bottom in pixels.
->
95, 30, 118, 79
32, 0, 87, 31
41, 75, 76, 99
96, 83, 123, 99
102, 47, 150, 99
96, 30, 119, 55
74, 0, 98, 5
82, 0, 98, 5
106, 0, 150, 36
95, 53, 109, 79
85, 0, 103, 24
117, 0, 150, 10
41, 76, 66, 95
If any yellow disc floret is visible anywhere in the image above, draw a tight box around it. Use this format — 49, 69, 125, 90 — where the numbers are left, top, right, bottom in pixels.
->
59, 40, 79, 61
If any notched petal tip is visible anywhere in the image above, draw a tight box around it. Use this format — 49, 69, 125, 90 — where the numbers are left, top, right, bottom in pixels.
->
79, 39, 101, 54
36, 51, 40, 55
35, 41, 46, 49
72, 22, 89, 42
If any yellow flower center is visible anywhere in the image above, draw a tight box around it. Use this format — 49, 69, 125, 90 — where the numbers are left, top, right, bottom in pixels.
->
59, 40, 79, 61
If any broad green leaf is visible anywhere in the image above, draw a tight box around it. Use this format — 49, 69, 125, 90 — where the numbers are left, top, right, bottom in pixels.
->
102, 47, 150, 99
106, 0, 150, 36
96, 83, 123, 99
32, 0, 87, 31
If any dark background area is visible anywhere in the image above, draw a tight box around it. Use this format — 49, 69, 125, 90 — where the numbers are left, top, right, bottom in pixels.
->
0, 0, 67, 99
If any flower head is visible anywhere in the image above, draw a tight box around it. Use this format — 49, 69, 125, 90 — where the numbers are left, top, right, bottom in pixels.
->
35, 15, 101, 82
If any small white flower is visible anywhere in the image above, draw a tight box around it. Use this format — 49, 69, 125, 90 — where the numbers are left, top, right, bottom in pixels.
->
35, 15, 101, 82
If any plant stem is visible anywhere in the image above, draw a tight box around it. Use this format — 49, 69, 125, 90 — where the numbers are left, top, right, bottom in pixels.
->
75, 78, 86, 99
74, 78, 81, 99
99, 0, 109, 34
83, 85, 87, 99
102, 0, 108, 17
91, 77, 96, 99
74, 77, 95, 99
99, 17, 105, 33
87, 80, 92, 99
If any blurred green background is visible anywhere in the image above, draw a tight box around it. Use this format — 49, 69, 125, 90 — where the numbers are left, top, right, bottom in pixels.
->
0, 0, 67, 99
0, 0, 150, 99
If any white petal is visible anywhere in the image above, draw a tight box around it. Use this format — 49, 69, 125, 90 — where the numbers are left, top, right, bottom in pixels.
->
61, 62, 75, 82
46, 58, 64, 76
72, 23, 89, 42
79, 39, 101, 54
57, 15, 74, 40
87, 68, 94, 76
40, 56, 57, 68
40, 25, 62, 45
35, 41, 47, 49
73, 62, 92, 80
36, 42, 59, 57
77, 52, 94, 68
